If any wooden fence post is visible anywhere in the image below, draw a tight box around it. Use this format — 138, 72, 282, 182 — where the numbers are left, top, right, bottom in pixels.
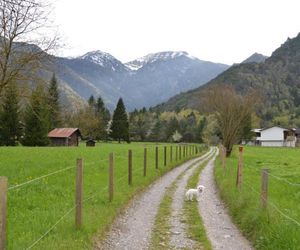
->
75, 158, 83, 229
155, 146, 158, 169
236, 146, 243, 188
170, 146, 173, 163
144, 148, 147, 177
179, 146, 182, 160
128, 150, 132, 185
261, 169, 269, 208
0, 177, 7, 250
109, 153, 114, 202
164, 146, 167, 166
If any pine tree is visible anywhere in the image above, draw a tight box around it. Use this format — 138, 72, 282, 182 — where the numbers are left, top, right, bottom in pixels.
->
110, 98, 129, 143
48, 73, 61, 129
22, 84, 50, 146
95, 96, 110, 139
0, 83, 21, 146
88, 95, 95, 108
96, 96, 110, 123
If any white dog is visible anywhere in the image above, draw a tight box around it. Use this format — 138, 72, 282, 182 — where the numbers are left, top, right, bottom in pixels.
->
185, 185, 205, 201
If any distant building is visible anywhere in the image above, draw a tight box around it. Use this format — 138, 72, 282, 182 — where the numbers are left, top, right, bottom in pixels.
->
48, 128, 81, 146
252, 126, 296, 147
86, 139, 96, 147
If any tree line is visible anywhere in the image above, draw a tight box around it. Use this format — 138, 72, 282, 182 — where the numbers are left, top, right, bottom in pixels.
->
0, 73, 212, 146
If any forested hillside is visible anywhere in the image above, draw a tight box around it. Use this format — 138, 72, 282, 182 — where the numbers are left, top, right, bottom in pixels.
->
157, 33, 300, 127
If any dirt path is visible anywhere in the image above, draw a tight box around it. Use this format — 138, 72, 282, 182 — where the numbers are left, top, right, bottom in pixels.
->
94, 148, 213, 250
169, 148, 215, 249
197, 149, 253, 250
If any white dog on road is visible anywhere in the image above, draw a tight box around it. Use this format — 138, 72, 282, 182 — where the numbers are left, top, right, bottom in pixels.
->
185, 185, 205, 201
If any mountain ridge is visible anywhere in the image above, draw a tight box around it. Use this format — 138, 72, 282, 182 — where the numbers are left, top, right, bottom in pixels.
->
155, 33, 300, 127
42, 50, 229, 110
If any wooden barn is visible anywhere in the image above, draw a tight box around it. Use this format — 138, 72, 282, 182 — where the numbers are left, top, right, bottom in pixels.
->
48, 128, 81, 146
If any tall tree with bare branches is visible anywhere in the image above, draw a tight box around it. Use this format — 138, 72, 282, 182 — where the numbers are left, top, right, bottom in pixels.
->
0, 0, 58, 94
203, 85, 259, 156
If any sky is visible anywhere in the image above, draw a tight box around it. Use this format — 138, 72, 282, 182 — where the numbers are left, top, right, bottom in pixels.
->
51, 0, 300, 65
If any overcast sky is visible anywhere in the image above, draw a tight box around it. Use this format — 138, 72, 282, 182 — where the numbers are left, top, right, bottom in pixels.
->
52, 0, 300, 65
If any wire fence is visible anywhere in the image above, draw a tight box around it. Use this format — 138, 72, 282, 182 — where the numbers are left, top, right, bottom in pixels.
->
2, 144, 205, 249
243, 181, 300, 228
218, 145, 300, 235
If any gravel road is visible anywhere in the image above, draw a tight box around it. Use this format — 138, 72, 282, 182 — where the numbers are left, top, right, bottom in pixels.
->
169, 149, 214, 249
198, 149, 253, 250
94, 148, 213, 250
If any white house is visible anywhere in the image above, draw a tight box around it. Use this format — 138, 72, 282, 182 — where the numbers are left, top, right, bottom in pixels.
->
253, 126, 296, 147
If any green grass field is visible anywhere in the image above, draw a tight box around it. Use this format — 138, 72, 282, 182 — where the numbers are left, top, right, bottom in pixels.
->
214, 146, 300, 250
0, 142, 203, 249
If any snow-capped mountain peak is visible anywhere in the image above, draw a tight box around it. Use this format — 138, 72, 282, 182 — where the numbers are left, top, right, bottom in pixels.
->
125, 51, 197, 71
78, 50, 125, 72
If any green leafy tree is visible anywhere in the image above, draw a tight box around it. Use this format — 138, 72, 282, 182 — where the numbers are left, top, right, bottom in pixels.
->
22, 84, 50, 146
165, 117, 180, 141
48, 73, 61, 129
0, 83, 21, 146
110, 98, 129, 143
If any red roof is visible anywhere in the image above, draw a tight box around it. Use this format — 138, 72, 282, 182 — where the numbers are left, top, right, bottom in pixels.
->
48, 128, 81, 138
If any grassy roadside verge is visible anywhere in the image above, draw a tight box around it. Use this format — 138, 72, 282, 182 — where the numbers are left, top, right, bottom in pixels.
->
214, 146, 300, 249
150, 150, 213, 250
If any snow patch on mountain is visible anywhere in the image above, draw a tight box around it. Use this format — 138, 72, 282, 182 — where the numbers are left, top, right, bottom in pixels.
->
125, 51, 196, 71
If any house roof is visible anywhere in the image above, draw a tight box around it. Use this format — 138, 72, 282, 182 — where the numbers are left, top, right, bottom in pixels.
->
48, 128, 81, 138
251, 128, 262, 133
260, 126, 289, 132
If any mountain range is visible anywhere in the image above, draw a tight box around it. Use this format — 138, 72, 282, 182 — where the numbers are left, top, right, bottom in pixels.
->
156, 33, 300, 127
40, 50, 229, 111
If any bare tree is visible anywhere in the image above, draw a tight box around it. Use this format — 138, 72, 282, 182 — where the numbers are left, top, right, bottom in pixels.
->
0, 0, 58, 94
203, 85, 259, 156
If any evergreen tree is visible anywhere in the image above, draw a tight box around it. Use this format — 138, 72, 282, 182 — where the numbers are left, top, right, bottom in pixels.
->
96, 96, 110, 123
0, 83, 21, 146
48, 73, 61, 129
88, 95, 95, 108
110, 98, 129, 143
22, 84, 50, 146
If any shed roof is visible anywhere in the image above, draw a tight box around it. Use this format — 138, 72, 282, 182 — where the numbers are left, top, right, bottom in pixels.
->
48, 128, 81, 138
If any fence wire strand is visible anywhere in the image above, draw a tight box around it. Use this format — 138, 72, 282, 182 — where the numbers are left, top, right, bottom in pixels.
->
8, 159, 109, 191
268, 172, 300, 186
26, 206, 75, 250
8, 165, 75, 191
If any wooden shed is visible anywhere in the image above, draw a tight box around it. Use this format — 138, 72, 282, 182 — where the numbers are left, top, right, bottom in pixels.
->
48, 128, 81, 146
86, 139, 96, 147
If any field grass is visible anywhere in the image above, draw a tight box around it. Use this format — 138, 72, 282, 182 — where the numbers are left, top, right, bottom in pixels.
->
1, 142, 203, 249
214, 146, 300, 250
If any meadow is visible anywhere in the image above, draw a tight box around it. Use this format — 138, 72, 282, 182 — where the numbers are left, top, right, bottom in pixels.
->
1, 142, 204, 249
214, 146, 300, 250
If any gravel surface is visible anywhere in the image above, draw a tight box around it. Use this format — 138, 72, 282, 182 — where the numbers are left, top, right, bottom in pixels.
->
95, 149, 213, 250
198, 149, 253, 250
169, 149, 214, 249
